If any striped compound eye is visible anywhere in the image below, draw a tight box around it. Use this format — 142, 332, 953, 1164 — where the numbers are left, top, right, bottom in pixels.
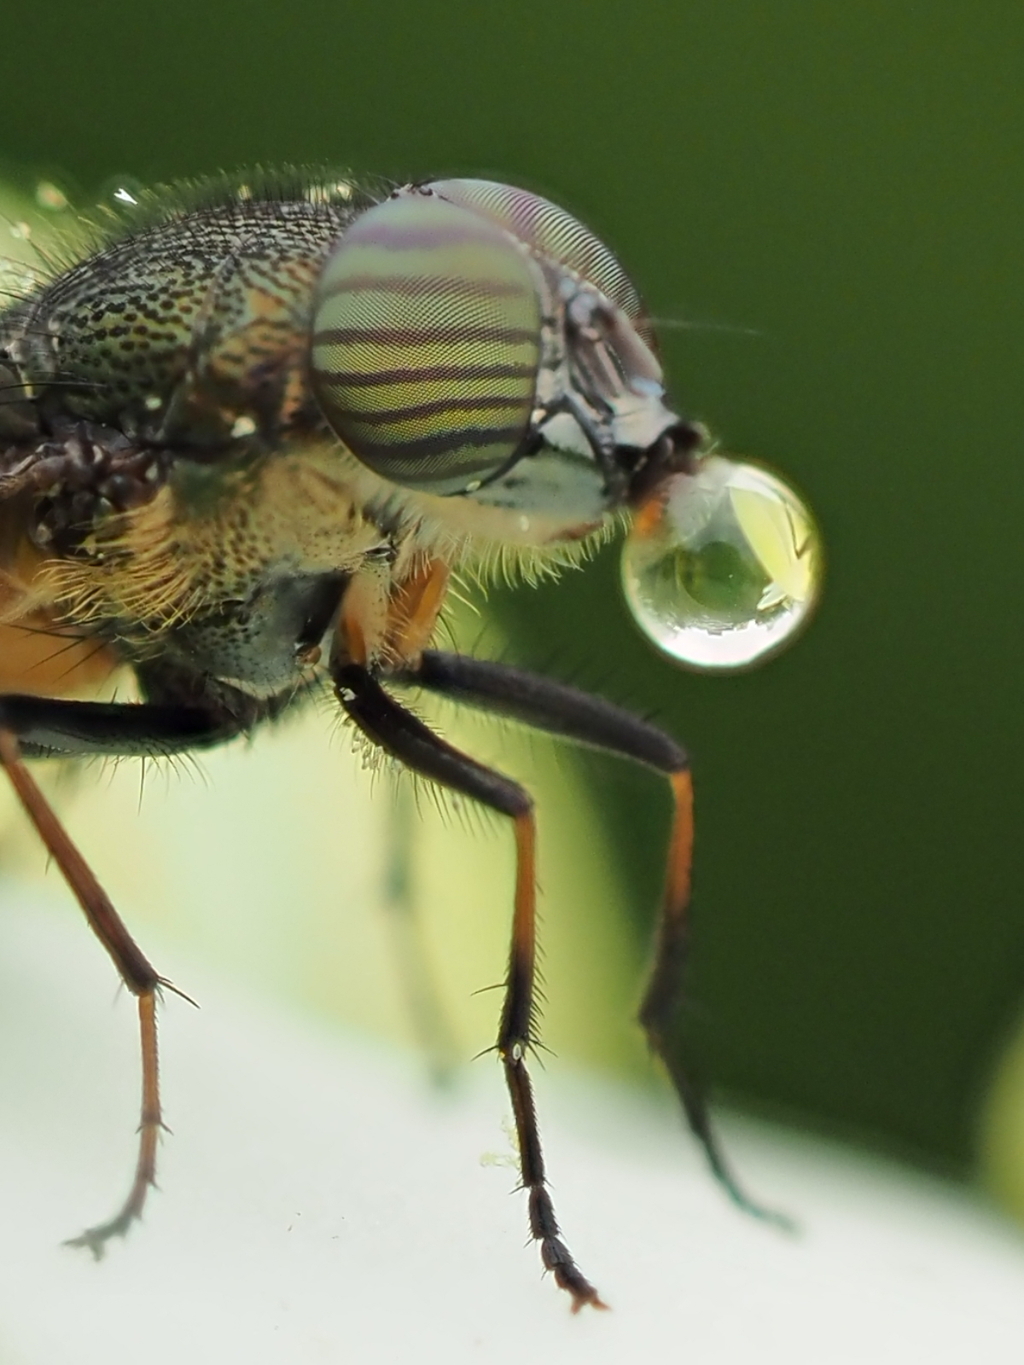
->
310, 190, 543, 495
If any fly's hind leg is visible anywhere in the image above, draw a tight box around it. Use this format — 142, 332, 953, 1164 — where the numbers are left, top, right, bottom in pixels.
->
336, 662, 606, 1312
635, 768, 791, 1225
0, 694, 239, 1254
403, 650, 787, 1226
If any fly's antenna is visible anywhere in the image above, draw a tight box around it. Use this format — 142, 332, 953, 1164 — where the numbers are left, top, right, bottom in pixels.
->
648, 315, 763, 337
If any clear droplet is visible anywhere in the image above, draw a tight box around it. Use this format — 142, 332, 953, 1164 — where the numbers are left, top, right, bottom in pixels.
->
621, 454, 822, 670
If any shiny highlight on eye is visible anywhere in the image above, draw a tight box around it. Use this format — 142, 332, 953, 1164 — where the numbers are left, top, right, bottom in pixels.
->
427, 178, 655, 349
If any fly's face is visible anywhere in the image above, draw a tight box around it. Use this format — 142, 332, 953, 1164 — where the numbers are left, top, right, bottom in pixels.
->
309, 179, 696, 539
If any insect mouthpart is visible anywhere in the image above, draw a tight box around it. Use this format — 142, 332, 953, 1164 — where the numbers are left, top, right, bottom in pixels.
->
621, 418, 705, 511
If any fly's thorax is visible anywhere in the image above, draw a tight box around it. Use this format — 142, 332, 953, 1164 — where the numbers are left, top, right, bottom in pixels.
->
152, 567, 349, 699
2, 192, 363, 449
0, 174, 695, 590
0, 509, 124, 698
30, 443, 400, 694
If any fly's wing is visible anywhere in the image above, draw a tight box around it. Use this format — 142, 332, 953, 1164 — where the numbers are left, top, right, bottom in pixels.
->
0, 617, 120, 696
0, 506, 120, 696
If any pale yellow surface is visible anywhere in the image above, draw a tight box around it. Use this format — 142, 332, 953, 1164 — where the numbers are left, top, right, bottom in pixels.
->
978, 1011, 1024, 1219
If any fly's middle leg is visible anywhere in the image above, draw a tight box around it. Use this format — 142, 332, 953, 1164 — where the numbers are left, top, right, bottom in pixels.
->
403, 650, 789, 1226
336, 662, 606, 1311
382, 777, 460, 1083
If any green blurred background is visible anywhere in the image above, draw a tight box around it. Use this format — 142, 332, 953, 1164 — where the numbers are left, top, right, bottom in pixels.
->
0, 0, 1021, 1184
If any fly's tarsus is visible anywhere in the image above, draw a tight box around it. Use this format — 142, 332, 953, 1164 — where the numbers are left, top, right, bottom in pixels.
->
638, 769, 792, 1230
64, 994, 164, 1257
506, 1056, 608, 1312
406, 651, 789, 1244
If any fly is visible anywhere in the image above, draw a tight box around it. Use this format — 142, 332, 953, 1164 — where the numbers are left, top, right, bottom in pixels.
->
0, 168, 820, 1310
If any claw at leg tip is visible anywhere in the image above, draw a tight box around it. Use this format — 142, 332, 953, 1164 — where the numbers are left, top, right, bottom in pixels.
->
63, 1230, 108, 1262
571, 1291, 610, 1314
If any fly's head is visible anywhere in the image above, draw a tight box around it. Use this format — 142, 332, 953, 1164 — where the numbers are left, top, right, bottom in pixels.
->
309, 178, 822, 669
308, 179, 700, 555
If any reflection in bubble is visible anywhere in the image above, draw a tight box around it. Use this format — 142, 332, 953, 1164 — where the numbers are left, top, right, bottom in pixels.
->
621, 455, 822, 671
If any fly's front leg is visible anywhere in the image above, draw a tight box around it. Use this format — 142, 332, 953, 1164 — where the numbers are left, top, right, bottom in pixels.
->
0, 694, 240, 1255
403, 651, 787, 1226
335, 662, 606, 1312
1, 729, 161, 1254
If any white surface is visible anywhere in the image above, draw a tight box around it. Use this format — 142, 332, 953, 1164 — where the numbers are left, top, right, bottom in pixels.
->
1, 891, 1024, 1365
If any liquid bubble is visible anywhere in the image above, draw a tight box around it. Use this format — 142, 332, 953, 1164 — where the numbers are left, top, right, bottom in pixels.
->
621, 454, 822, 670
